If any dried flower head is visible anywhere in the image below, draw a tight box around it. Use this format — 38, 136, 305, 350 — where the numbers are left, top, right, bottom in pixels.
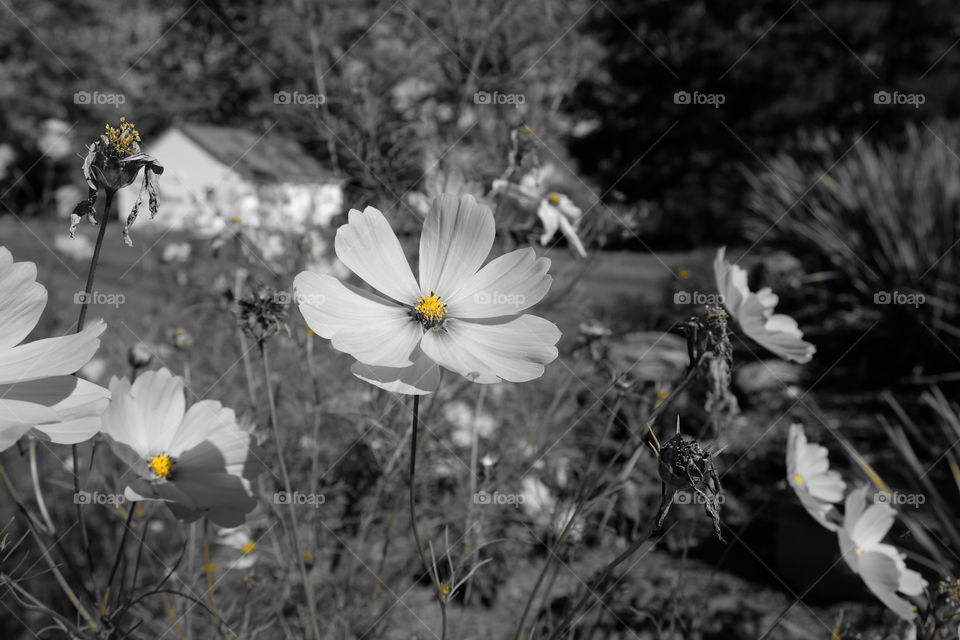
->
237, 285, 290, 345
70, 117, 164, 246
652, 424, 724, 541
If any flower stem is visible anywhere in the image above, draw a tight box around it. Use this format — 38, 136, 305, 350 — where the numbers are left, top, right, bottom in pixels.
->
408, 396, 447, 640
548, 515, 660, 639
260, 342, 322, 640
72, 186, 115, 600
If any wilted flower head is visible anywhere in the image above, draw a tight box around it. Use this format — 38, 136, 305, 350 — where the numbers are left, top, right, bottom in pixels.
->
100, 368, 263, 527
237, 285, 289, 345
653, 426, 724, 540
714, 247, 815, 363
0, 247, 109, 450
786, 423, 845, 531
70, 117, 164, 246
838, 485, 926, 620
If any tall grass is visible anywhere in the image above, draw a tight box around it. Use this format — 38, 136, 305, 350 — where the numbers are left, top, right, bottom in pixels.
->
744, 121, 960, 342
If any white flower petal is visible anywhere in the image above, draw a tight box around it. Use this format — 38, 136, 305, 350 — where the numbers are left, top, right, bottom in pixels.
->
0, 320, 106, 384
351, 346, 440, 395
418, 194, 495, 298
447, 248, 552, 319
0, 259, 46, 351
102, 369, 185, 458
714, 247, 815, 363
333, 318, 421, 367
858, 549, 921, 621
335, 206, 420, 304
851, 503, 896, 548
420, 315, 560, 384
295, 271, 408, 338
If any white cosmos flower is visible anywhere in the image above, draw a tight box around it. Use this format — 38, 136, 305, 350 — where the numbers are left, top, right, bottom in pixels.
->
713, 247, 815, 363
294, 194, 560, 395
100, 369, 262, 527
786, 423, 845, 531
537, 192, 587, 258
0, 247, 108, 451
838, 485, 927, 621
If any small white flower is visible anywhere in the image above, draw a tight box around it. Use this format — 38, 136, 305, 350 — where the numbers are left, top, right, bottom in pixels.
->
443, 400, 496, 447
100, 369, 262, 527
714, 247, 815, 363
537, 193, 587, 258
0, 247, 108, 451
294, 194, 560, 395
838, 485, 927, 620
786, 423, 845, 531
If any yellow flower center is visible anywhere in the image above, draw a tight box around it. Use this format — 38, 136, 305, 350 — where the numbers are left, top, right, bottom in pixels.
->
413, 292, 447, 329
241, 541, 257, 555
439, 583, 451, 597
104, 116, 141, 156
854, 548, 863, 555
548, 192, 561, 205
794, 474, 804, 484
149, 454, 173, 479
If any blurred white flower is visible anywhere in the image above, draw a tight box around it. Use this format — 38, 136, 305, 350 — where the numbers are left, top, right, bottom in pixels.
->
714, 247, 815, 363
838, 485, 926, 621
786, 423, 845, 531
295, 194, 560, 395
37, 118, 72, 160
161, 242, 192, 264
54, 233, 95, 262
100, 368, 263, 527
217, 526, 258, 571
520, 476, 581, 540
0, 247, 108, 450
80, 357, 108, 383
443, 400, 496, 447
537, 192, 587, 258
